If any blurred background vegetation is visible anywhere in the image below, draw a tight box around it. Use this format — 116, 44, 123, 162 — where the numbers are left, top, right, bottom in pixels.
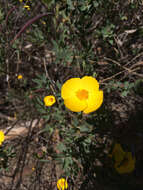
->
0, 0, 143, 189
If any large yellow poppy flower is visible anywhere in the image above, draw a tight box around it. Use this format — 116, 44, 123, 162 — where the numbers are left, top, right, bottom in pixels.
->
110, 143, 136, 174
61, 76, 103, 114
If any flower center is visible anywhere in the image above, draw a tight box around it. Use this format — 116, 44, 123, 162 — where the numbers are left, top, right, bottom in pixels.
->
76, 89, 88, 100
50, 98, 54, 102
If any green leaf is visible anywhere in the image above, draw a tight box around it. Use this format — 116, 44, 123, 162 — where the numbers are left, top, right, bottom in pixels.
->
12, 39, 20, 49
84, 137, 92, 144
128, 82, 135, 89
42, 115, 50, 120
67, 0, 74, 10
57, 143, 66, 152
109, 39, 113, 45
56, 80, 62, 90
39, 159, 51, 163
79, 125, 91, 132
93, 2, 99, 8
124, 81, 129, 89
121, 91, 128, 97
36, 97, 43, 106
63, 157, 73, 172
41, 124, 53, 134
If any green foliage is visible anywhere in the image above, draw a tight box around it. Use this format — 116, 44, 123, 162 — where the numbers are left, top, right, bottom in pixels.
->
33, 74, 49, 89
97, 22, 115, 44
107, 79, 143, 97
52, 40, 73, 65
28, 25, 45, 43
11, 39, 20, 49
0, 146, 15, 171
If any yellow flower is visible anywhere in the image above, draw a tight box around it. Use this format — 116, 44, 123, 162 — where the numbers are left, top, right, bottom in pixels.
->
0, 131, 5, 145
17, 75, 23, 79
24, 5, 30, 10
44, 95, 56, 106
61, 76, 103, 114
110, 143, 136, 174
57, 178, 68, 190
41, 20, 46, 25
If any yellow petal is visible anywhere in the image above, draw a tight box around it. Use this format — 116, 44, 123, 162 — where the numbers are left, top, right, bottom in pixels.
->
81, 76, 99, 92
83, 90, 103, 114
64, 94, 87, 112
111, 143, 125, 164
0, 131, 5, 142
115, 152, 135, 174
57, 178, 68, 190
61, 78, 81, 99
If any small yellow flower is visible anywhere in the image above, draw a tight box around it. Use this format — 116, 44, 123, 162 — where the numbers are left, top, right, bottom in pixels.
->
110, 143, 136, 174
19, 0, 23, 2
32, 167, 35, 171
24, 5, 30, 10
57, 178, 68, 190
41, 20, 46, 25
0, 131, 5, 145
44, 95, 56, 106
61, 76, 103, 114
17, 75, 23, 79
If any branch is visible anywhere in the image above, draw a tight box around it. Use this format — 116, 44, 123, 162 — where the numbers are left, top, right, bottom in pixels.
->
10, 13, 52, 45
